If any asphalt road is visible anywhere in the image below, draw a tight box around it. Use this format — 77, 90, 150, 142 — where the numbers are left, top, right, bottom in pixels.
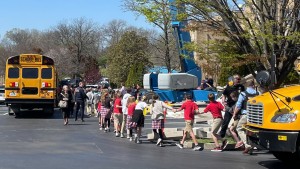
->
0, 105, 293, 169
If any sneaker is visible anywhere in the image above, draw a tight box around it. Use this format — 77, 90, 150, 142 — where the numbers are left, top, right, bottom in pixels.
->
193, 145, 202, 151
159, 143, 164, 147
104, 128, 107, 133
99, 127, 103, 131
211, 147, 222, 152
235, 141, 244, 149
221, 139, 228, 150
116, 132, 120, 137
243, 147, 253, 155
134, 134, 138, 142
120, 133, 124, 138
129, 137, 133, 142
136, 139, 141, 144
127, 136, 130, 139
156, 138, 162, 146
176, 143, 184, 149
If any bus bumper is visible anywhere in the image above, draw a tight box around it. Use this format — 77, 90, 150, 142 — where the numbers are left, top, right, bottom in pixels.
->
245, 125, 299, 153
5, 99, 55, 108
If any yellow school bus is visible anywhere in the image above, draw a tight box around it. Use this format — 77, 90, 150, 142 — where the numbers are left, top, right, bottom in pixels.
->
5, 54, 57, 116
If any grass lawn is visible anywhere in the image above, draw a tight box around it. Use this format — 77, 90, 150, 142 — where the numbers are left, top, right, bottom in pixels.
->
196, 136, 235, 144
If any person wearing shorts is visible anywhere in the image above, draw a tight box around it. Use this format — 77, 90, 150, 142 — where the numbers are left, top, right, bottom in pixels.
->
201, 93, 227, 152
113, 93, 122, 137
174, 94, 202, 151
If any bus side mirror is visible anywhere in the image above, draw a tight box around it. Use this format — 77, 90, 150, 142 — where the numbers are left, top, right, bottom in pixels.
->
256, 70, 271, 87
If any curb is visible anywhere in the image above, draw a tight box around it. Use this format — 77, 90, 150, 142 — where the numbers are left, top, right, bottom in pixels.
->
184, 142, 237, 150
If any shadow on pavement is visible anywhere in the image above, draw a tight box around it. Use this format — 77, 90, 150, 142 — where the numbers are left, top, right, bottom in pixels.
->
258, 160, 294, 169
14, 109, 62, 119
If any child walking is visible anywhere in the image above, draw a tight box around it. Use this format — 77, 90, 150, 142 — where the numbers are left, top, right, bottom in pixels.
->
150, 94, 174, 147
200, 93, 228, 152
131, 96, 148, 144
174, 94, 202, 151
126, 96, 136, 141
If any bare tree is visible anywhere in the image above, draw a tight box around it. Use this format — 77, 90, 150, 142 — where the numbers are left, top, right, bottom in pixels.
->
53, 18, 102, 78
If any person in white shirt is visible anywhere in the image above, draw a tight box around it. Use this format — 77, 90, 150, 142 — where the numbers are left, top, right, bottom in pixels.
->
120, 89, 132, 138
131, 96, 148, 144
86, 88, 94, 116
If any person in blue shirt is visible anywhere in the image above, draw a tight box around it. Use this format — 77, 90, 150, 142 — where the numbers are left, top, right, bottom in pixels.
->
233, 80, 259, 155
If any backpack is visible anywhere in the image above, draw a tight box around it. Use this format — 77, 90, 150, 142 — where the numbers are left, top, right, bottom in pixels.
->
241, 90, 259, 110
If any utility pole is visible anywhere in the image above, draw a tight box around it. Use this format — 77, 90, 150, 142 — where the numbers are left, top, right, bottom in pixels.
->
270, 53, 277, 89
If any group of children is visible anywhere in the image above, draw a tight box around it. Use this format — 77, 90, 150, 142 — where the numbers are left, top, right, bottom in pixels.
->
96, 89, 148, 144
93, 88, 232, 152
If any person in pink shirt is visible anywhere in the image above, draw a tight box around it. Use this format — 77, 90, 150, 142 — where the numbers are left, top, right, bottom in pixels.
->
200, 93, 228, 152
113, 93, 122, 137
174, 94, 202, 151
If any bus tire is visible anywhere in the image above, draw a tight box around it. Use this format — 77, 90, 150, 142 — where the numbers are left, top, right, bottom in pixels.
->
44, 107, 54, 116
10, 106, 21, 117
8, 107, 13, 116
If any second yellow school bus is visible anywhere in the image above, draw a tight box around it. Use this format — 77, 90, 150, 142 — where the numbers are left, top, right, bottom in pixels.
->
5, 54, 57, 116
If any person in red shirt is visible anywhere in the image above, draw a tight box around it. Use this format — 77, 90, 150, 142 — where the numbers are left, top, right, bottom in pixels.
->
113, 93, 122, 137
201, 93, 227, 152
174, 94, 202, 151
126, 96, 136, 141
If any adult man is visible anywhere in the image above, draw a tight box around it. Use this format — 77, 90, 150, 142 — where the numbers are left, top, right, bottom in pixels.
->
220, 74, 245, 144
74, 82, 88, 122
234, 80, 259, 154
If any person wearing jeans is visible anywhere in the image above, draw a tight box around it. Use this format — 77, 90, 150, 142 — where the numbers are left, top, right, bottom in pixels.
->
74, 82, 88, 122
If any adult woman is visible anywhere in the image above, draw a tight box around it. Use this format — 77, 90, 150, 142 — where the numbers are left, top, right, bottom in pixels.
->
58, 85, 73, 125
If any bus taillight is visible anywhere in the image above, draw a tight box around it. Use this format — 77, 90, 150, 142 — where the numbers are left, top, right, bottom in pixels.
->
42, 82, 51, 87
9, 82, 19, 87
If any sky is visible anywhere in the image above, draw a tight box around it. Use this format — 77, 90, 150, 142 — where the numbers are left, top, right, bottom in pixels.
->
0, 0, 156, 38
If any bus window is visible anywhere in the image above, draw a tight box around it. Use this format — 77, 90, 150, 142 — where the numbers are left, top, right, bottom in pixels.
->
42, 68, 52, 79
8, 68, 19, 78
22, 68, 38, 78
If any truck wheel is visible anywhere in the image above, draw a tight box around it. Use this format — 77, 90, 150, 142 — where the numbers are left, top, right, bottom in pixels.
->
272, 151, 300, 163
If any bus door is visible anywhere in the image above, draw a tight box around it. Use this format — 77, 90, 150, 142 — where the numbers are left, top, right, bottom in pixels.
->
20, 67, 40, 98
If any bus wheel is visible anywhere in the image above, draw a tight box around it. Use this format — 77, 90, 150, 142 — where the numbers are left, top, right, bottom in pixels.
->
44, 107, 54, 116
10, 106, 21, 117
8, 107, 14, 116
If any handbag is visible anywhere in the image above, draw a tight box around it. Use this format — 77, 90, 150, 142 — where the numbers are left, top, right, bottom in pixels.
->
58, 93, 68, 108
151, 112, 164, 120
58, 100, 68, 108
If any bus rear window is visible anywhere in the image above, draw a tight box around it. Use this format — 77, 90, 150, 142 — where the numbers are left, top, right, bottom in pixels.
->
8, 68, 19, 78
22, 68, 38, 78
42, 68, 52, 79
